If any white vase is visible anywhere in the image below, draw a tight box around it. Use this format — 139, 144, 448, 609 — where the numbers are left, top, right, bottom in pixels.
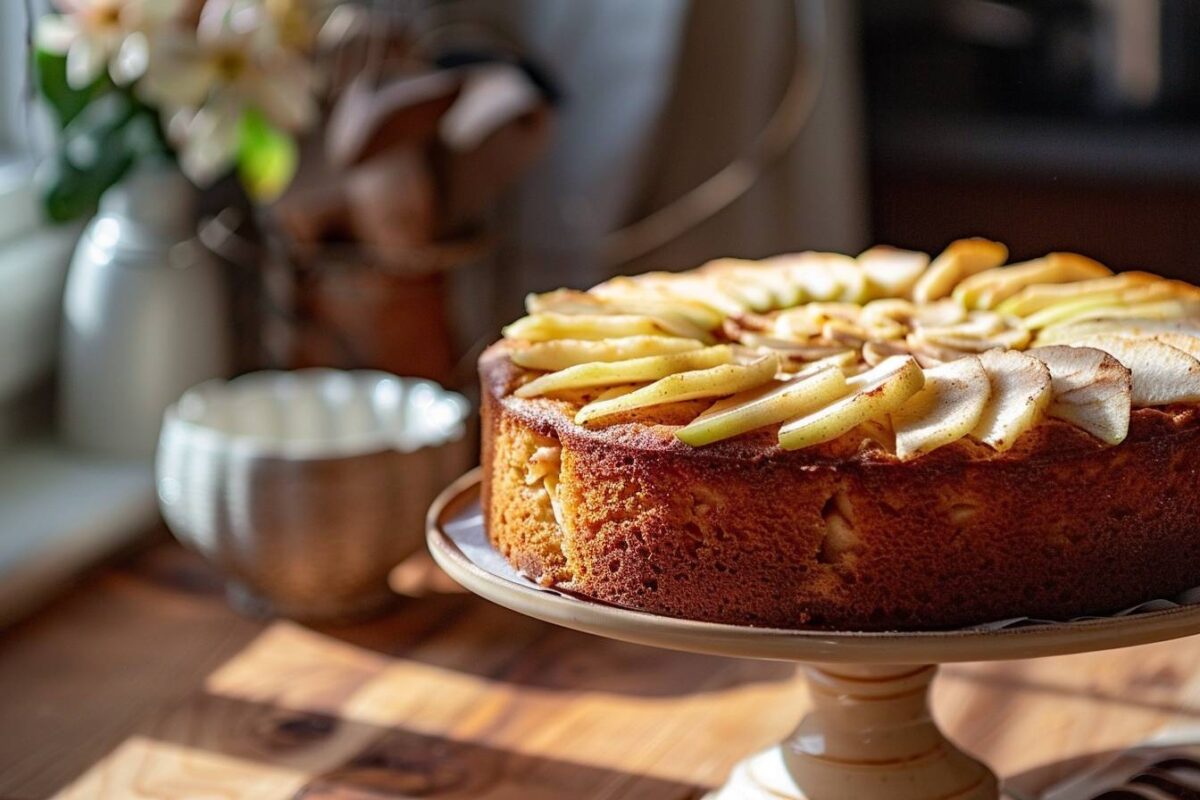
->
59, 164, 231, 456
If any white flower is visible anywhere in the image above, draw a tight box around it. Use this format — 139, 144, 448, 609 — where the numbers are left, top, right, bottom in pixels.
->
137, 2, 318, 184
36, 0, 183, 89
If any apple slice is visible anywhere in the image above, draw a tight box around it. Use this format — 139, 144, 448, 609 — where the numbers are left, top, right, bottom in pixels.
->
735, 332, 843, 355
521, 290, 715, 342
772, 253, 868, 302
1021, 292, 1145, 330
731, 264, 806, 308
676, 273, 768, 314
582, 282, 727, 329
770, 254, 843, 302
1033, 319, 1200, 346
860, 298, 917, 328
917, 310, 1006, 338
912, 238, 1008, 303
910, 326, 1032, 353
821, 318, 872, 347
970, 349, 1053, 451
1041, 300, 1200, 333
634, 272, 750, 316
1152, 332, 1200, 359
676, 366, 848, 446
701, 258, 799, 309
778, 355, 925, 450
858, 246, 929, 299
862, 339, 912, 366
773, 303, 861, 341
826, 253, 872, 303
891, 356, 990, 460
951, 253, 1112, 310
995, 272, 1161, 316
785, 349, 860, 376
524, 288, 615, 316
575, 352, 779, 425
511, 336, 707, 371
503, 312, 700, 342
1072, 334, 1200, 407
1021, 281, 1198, 329
516, 345, 733, 398
1027, 345, 1132, 445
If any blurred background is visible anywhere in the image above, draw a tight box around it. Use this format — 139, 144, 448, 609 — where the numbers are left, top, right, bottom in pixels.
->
1, 0, 1198, 621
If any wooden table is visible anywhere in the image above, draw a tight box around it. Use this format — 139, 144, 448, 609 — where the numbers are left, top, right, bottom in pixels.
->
1, 537, 1198, 799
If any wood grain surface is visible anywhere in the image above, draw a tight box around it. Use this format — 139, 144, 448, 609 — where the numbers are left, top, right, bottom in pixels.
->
0, 538, 1198, 799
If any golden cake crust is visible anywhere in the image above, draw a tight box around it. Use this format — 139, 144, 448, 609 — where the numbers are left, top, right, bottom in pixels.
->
481, 342, 1200, 630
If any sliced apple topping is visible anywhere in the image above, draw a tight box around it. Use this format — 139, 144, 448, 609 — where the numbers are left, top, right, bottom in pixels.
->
862, 339, 911, 366
952, 252, 1112, 310
865, 337, 972, 369
859, 298, 917, 329
891, 356, 990, 460
501, 242, 1200, 452
575, 352, 779, 425
504, 312, 707, 342
698, 270, 776, 313
909, 308, 1033, 355
511, 336, 707, 371
676, 365, 848, 446
631, 272, 750, 316
913, 298, 969, 327
970, 349, 1053, 451
917, 310, 1006, 338
515, 345, 733, 398
995, 271, 1161, 317
1152, 332, 1200, 359
1027, 346, 1132, 445
778, 355, 924, 450
700, 258, 800, 309
858, 246, 929, 299
909, 326, 1031, 354
789, 349, 860, 376
1038, 300, 1200, 335
769, 252, 869, 303
824, 253, 871, 303
772, 302, 864, 341
1034, 319, 1200, 346
1071, 334, 1200, 407
821, 318, 872, 347
579, 282, 727, 330
520, 290, 715, 342
736, 332, 853, 361
912, 238, 1008, 303
1022, 293, 1145, 331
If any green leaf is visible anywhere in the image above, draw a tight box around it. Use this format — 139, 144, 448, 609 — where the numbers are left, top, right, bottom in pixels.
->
34, 48, 110, 129
237, 110, 298, 202
39, 92, 171, 222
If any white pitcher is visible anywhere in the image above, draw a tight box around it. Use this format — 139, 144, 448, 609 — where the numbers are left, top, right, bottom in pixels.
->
59, 163, 230, 456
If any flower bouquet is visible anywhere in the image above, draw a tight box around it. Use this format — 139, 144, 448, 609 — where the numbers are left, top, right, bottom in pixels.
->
33, 0, 558, 385
34, 0, 327, 220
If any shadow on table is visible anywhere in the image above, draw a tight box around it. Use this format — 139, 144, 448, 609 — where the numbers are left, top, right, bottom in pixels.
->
943, 663, 1200, 719
312, 589, 797, 698
99, 692, 709, 800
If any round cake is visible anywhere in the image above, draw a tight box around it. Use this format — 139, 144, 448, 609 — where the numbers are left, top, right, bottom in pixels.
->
480, 239, 1200, 630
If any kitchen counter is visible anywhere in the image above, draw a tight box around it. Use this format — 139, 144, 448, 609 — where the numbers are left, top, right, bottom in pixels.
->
1, 537, 1198, 798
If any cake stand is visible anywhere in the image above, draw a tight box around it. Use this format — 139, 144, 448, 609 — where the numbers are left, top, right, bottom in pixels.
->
424, 470, 1200, 800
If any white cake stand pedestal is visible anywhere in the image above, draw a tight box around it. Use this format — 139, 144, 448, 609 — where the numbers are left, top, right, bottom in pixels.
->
424, 470, 1200, 800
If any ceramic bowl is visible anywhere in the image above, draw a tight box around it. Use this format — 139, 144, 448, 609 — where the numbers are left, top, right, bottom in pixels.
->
156, 369, 470, 621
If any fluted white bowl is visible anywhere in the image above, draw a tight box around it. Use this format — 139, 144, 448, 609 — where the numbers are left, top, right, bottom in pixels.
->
156, 369, 470, 620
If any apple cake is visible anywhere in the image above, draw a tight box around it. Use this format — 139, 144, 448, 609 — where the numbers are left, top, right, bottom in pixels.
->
480, 239, 1200, 630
